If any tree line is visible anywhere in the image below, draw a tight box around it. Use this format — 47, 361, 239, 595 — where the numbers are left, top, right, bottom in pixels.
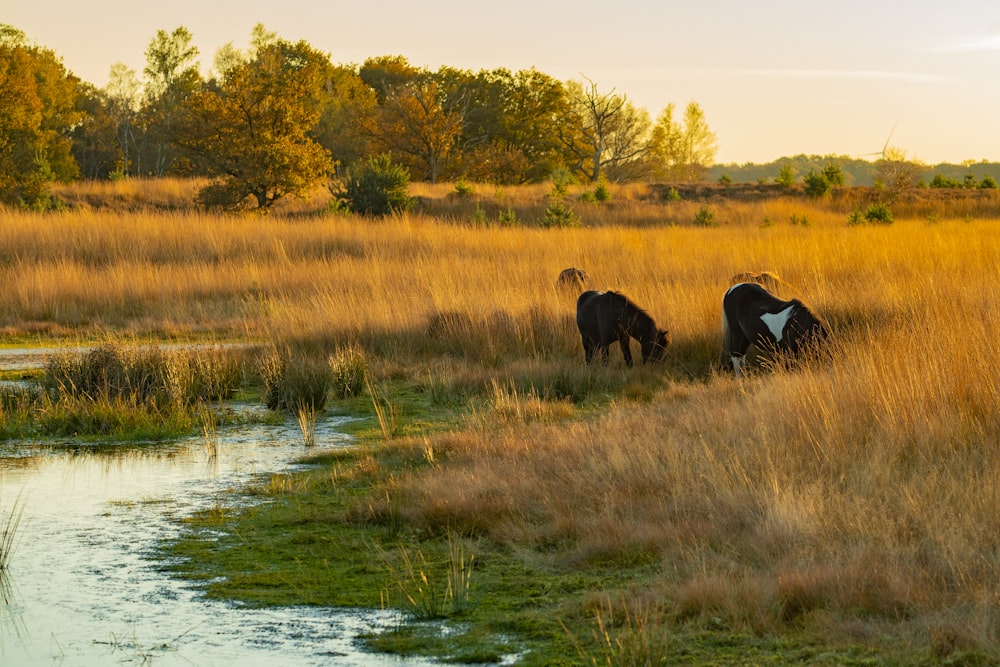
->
1, 23, 719, 210
710, 153, 1000, 189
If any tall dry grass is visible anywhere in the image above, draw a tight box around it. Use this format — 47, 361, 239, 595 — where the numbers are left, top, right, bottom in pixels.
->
5, 180, 1000, 655
347, 208, 999, 654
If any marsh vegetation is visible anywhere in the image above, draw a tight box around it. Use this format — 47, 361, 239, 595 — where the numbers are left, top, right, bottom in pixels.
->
4, 179, 1000, 664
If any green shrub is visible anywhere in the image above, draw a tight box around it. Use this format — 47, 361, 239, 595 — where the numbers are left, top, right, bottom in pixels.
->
334, 154, 412, 216
692, 205, 717, 227
775, 165, 796, 187
453, 178, 475, 198
542, 201, 580, 227
578, 179, 612, 203
324, 197, 351, 216
543, 178, 579, 227
497, 207, 518, 226
930, 174, 962, 188
593, 181, 611, 202
822, 163, 845, 186
981, 174, 999, 189
803, 170, 830, 198
548, 179, 569, 201
864, 202, 894, 224
849, 202, 894, 225
471, 204, 488, 226
549, 168, 577, 189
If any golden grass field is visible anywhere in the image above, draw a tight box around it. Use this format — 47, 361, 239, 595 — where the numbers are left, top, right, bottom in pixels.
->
8, 178, 1000, 659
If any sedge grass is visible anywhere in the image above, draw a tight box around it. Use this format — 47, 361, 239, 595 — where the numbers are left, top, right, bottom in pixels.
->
0, 495, 23, 577
0, 491, 24, 644
0, 339, 255, 442
377, 532, 477, 621
364, 376, 397, 441
295, 403, 317, 447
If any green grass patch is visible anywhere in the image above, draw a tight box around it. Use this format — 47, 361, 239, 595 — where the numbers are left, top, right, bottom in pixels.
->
160, 435, 917, 664
158, 372, 943, 665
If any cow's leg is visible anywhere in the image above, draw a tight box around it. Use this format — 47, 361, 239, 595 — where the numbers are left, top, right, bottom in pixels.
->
619, 335, 633, 367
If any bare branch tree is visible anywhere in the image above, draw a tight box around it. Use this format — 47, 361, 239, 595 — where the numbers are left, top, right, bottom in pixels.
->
559, 76, 649, 182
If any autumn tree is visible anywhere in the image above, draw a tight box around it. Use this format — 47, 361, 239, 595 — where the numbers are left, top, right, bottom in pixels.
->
0, 25, 81, 206
383, 79, 463, 182
558, 78, 650, 182
312, 64, 378, 176
359, 55, 423, 103
106, 63, 142, 175
493, 68, 571, 182
358, 58, 464, 183
357, 62, 574, 184
680, 102, 717, 180
70, 63, 145, 179
210, 22, 279, 81
648, 100, 717, 182
447, 67, 570, 183
174, 37, 335, 209
143, 27, 201, 175
647, 104, 682, 179
71, 83, 119, 179
600, 102, 654, 181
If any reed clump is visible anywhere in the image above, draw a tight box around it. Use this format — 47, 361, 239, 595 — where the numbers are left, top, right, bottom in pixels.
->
43, 344, 172, 405
0, 341, 251, 441
42, 342, 244, 408
258, 344, 332, 413
377, 532, 477, 621
328, 344, 368, 399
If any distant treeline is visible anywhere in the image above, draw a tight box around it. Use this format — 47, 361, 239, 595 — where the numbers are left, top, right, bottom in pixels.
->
1, 22, 719, 210
4, 20, 998, 212
709, 155, 1000, 188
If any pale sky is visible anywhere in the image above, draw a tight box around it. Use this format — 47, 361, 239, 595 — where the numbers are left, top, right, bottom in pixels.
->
5, 0, 1000, 165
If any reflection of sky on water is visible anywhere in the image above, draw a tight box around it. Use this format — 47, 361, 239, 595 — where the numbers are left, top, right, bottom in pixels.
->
0, 411, 440, 666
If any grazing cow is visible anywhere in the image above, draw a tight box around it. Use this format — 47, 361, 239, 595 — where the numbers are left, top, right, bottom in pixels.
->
576, 290, 669, 366
721, 282, 827, 376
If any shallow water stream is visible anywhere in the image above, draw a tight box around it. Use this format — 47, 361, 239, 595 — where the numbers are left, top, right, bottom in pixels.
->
0, 407, 440, 666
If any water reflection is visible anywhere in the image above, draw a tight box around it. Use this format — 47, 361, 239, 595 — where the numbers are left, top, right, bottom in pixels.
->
0, 411, 440, 666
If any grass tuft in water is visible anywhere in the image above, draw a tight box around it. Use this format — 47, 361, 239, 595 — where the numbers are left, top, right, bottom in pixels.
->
0, 494, 24, 600
259, 345, 332, 413
295, 403, 317, 447
377, 532, 477, 621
